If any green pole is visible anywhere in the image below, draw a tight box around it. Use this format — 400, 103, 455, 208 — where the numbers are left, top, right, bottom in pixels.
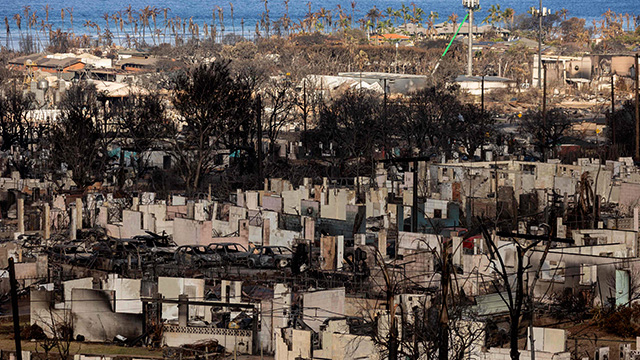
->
441, 12, 470, 58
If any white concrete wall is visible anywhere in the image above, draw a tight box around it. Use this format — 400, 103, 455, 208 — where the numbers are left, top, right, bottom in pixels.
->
158, 277, 206, 320
302, 288, 346, 333
102, 274, 142, 314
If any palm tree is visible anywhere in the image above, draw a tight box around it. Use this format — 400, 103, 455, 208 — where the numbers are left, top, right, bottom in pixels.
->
111, 12, 121, 46
303, 3, 316, 33
28, 11, 38, 48
229, 3, 235, 35
22, 6, 31, 40
502, 8, 515, 29
43, 5, 50, 24
103, 12, 110, 34
335, 5, 348, 33
400, 4, 410, 27
162, 8, 170, 43
365, 19, 374, 35
410, 3, 424, 26
83, 19, 93, 44
67, 7, 74, 34
559, 8, 569, 21
327, 9, 334, 33
125, 5, 135, 42
411, 8, 425, 33
138, 7, 147, 44
4, 17, 10, 48
318, 8, 332, 33
13, 14, 22, 45
37, 19, 47, 50
448, 13, 459, 32
366, 6, 383, 29
218, 7, 225, 41
624, 13, 631, 31
95, 23, 102, 45
385, 7, 395, 26
120, 16, 126, 45
151, 6, 161, 44
483, 4, 502, 28
263, 0, 269, 37
350, 1, 357, 28
284, 0, 290, 35
211, 19, 217, 42
426, 12, 439, 37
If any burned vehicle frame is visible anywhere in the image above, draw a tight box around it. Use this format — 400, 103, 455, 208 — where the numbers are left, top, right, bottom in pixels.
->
174, 245, 223, 268
247, 245, 293, 269
208, 242, 249, 266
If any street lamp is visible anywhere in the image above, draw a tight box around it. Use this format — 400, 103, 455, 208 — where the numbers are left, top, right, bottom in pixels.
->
531, 3, 551, 88
462, 0, 480, 76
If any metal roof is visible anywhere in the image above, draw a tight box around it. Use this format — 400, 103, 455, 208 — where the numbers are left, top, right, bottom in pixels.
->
454, 75, 515, 83
473, 292, 512, 316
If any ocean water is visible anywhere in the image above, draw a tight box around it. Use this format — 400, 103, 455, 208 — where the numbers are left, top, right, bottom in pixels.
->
0, 0, 638, 44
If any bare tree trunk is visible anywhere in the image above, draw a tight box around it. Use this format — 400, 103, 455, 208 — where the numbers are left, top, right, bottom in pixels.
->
439, 244, 450, 360
510, 247, 525, 360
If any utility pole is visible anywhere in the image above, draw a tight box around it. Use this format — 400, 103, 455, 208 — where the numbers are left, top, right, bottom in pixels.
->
528, 224, 552, 360
534, 3, 550, 88
303, 79, 307, 134
538, 0, 543, 89
481, 75, 485, 114
383, 78, 388, 115
635, 53, 639, 159
542, 63, 548, 161
256, 94, 263, 181
439, 240, 450, 360
463, 0, 480, 76
377, 252, 398, 360
542, 62, 547, 122
468, 10, 473, 76
302, 79, 308, 154
611, 73, 616, 146
412, 159, 418, 233
383, 78, 388, 159
8, 258, 23, 360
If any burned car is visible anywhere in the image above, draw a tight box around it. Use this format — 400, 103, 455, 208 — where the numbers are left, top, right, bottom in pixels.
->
133, 232, 177, 264
48, 241, 93, 267
91, 239, 147, 273
247, 245, 293, 269
208, 242, 249, 266
174, 245, 222, 268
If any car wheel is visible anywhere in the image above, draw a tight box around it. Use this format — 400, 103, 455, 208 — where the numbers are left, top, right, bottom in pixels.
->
247, 259, 256, 268
277, 259, 289, 269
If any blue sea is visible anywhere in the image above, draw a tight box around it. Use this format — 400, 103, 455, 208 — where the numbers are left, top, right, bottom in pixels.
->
0, 0, 638, 45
